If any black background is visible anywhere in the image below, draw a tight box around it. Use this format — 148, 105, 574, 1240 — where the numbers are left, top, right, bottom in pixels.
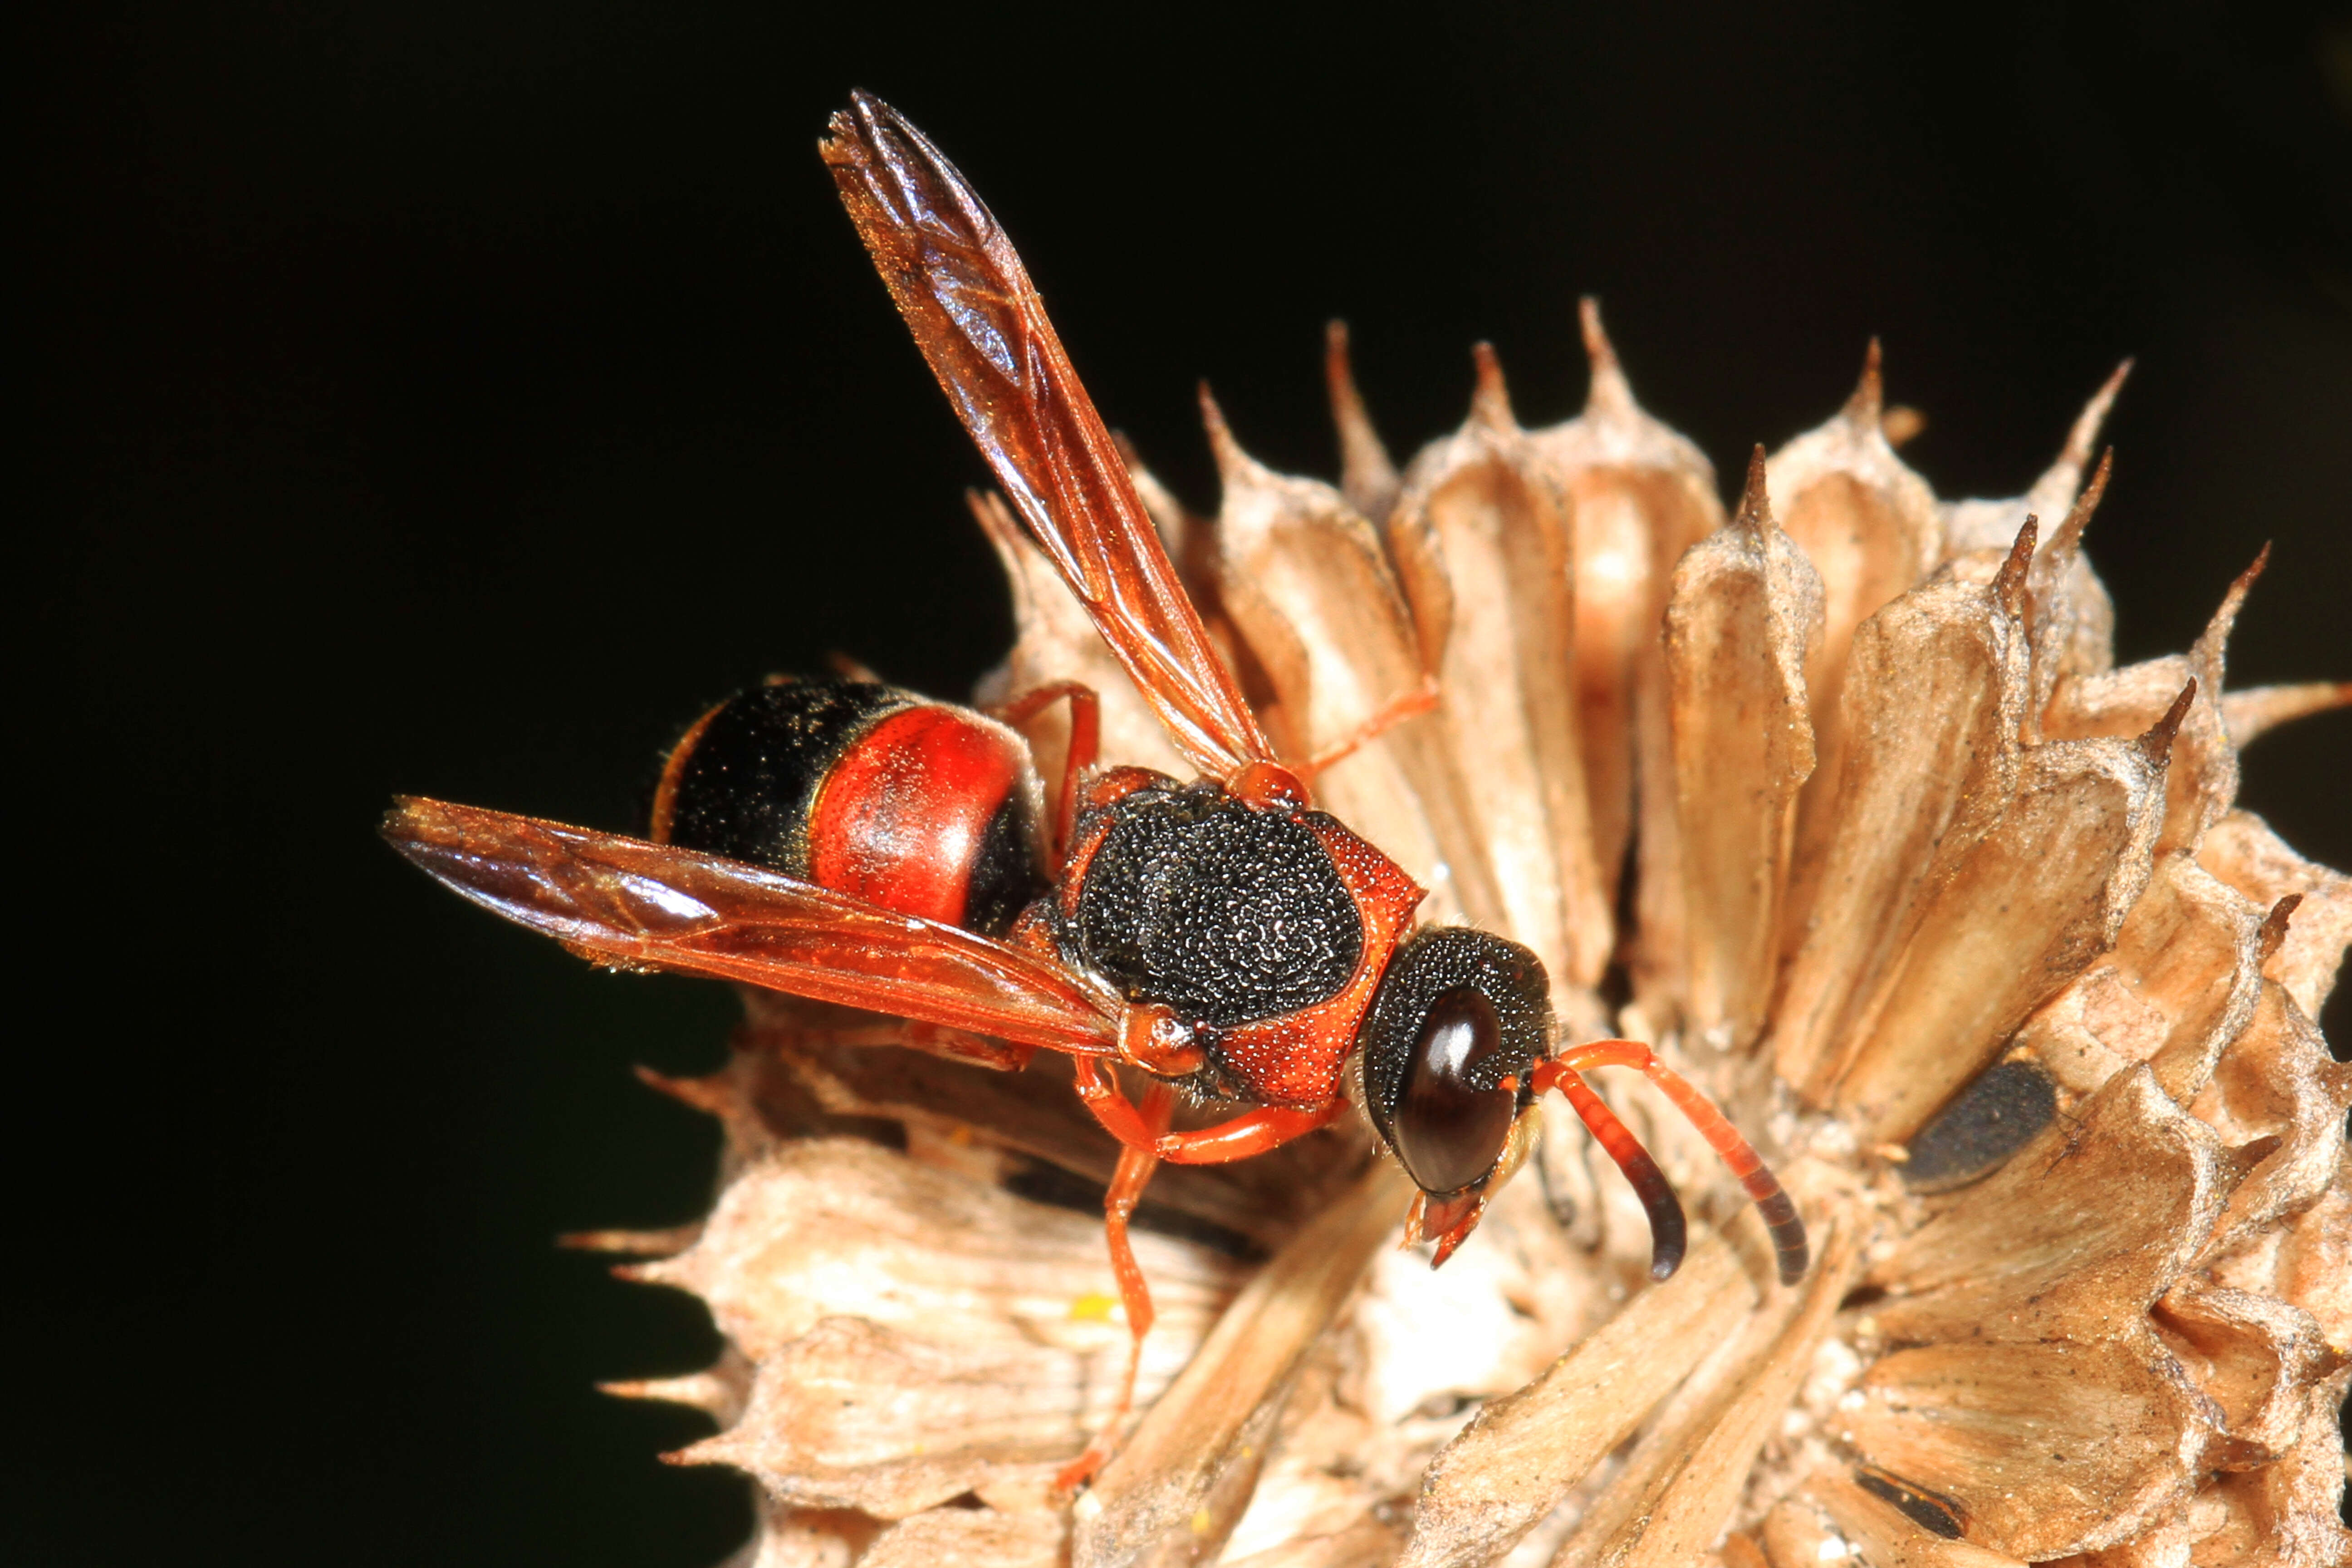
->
27, 3, 2352, 1563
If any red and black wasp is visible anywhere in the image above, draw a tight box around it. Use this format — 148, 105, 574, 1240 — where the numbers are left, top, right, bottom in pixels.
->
386, 91, 1808, 1487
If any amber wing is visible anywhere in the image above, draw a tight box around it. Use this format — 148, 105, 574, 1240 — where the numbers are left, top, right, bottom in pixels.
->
384, 797, 1122, 1054
821, 91, 1274, 779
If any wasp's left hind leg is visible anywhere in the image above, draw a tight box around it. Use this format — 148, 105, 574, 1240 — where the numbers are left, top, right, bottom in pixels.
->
1153, 1100, 1347, 1163
992, 679, 1100, 872
1055, 1078, 1176, 1496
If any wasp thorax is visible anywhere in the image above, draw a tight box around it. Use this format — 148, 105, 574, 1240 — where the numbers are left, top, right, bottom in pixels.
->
1069, 779, 1362, 1026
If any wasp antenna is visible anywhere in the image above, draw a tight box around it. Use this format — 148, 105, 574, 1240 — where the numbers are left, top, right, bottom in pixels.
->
1749, 1173, 1810, 1286
1544, 1039, 1810, 1284
1540, 1061, 1687, 1280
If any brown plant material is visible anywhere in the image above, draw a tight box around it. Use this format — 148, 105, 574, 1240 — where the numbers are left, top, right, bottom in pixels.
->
1326, 322, 1403, 530
1939, 360, 2128, 561
1770, 520, 2032, 1093
1841, 1333, 2214, 1558
577, 299, 2344, 1568
1863, 1066, 2232, 1346
2190, 981, 2352, 1264
1665, 448, 1823, 1050
2220, 680, 2352, 745
1828, 730, 2167, 1142
859, 1507, 1066, 1568
1526, 299, 1725, 924
1765, 343, 1945, 951
1072, 1163, 1413, 1568
1556, 1223, 1858, 1568
1765, 1473, 2026, 1568
1400, 1230, 1759, 1568
1385, 348, 1612, 991
2010, 849, 2264, 1104
2200, 812, 2352, 1021
750, 996, 1365, 1248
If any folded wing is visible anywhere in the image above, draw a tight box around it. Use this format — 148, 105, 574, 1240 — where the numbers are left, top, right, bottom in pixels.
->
384, 796, 1122, 1054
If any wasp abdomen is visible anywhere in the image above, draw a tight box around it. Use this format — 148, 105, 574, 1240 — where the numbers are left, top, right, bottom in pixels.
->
1069, 781, 1364, 1029
651, 678, 1045, 936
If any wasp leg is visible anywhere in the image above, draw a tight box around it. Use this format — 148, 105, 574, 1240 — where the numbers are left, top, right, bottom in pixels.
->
1054, 1079, 1176, 1496
1153, 1101, 1348, 1164
1065, 1055, 1345, 1165
1297, 672, 1439, 781
1054, 1070, 1347, 1493
991, 679, 1100, 873
1528, 1059, 1686, 1280
1539, 1039, 1808, 1285
1069, 1054, 1162, 1151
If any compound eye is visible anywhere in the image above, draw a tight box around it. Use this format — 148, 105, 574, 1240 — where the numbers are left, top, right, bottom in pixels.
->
1392, 985, 1517, 1196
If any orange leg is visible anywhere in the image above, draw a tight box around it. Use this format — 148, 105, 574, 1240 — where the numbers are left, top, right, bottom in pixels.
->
1155, 1100, 1347, 1164
992, 680, 1100, 872
1054, 1064, 1345, 1494
1298, 673, 1440, 780
1069, 1054, 1159, 1151
1054, 1080, 1176, 1496
1534, 1040, 1809, 1285
1070, 1057, 1347, 1164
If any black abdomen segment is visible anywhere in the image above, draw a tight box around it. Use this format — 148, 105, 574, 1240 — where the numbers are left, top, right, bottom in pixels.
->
649, 677, 1046, 936
1070, 780, 1363, 1028
650, 678, 909, 874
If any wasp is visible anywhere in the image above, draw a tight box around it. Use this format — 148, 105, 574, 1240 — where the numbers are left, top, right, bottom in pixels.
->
386, 91, 1808, 1488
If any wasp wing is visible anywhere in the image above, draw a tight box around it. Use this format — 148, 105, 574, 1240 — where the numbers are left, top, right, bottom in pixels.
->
385, 797, 1121, 1055
822, 91, 1275, 779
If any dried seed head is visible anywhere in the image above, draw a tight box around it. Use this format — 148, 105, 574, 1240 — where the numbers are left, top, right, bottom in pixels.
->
606, 314, 2346, 1568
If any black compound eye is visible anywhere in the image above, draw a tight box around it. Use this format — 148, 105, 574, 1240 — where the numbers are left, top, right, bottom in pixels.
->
1392, 985, 1518, 1196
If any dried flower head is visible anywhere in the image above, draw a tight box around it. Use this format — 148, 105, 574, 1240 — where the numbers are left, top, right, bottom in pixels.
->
579, 305, 2352, 1568
537, 129, 2352, 1568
